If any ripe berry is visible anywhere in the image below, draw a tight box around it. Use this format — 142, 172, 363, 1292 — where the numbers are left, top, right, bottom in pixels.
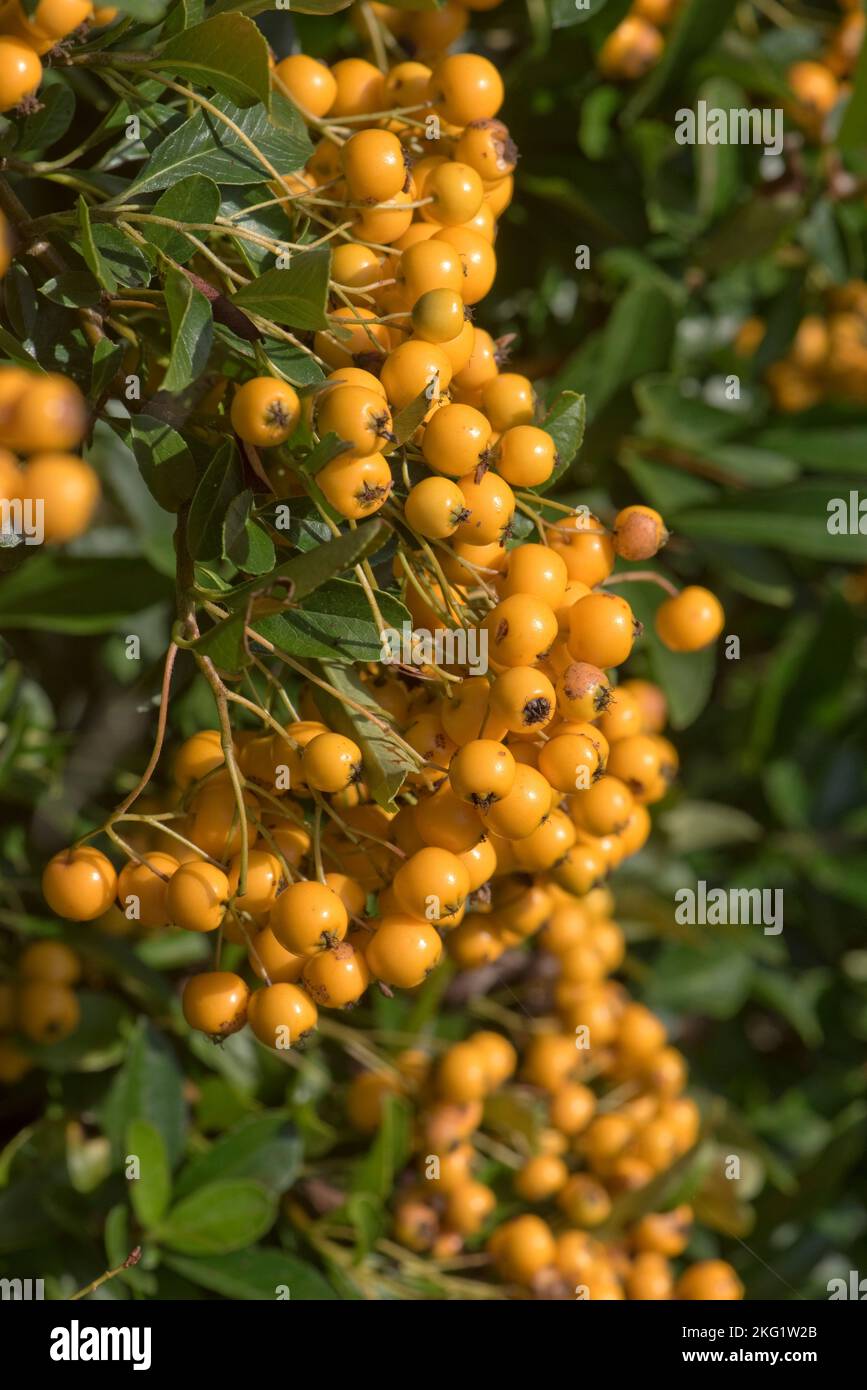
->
173, 729, 224, 788
455, 470, 514, 545
558, 1173, 612, 1227
489, 1214, 556, 1284
405, 475, 469, 538
246, 926, 302, 985
42, 846, 117, 922
117, 852, 178, 929
0, 38, 42, 113
271, 880, 348, 956
556, 662, 613, 720
613, 504, 668, 561
447, 914, 504, 968
655, 586, 724, 652
567, 592, 637, 668
166, 861, 228, 933
483, 594, 558, 668
314, 306, 390, 367
632, 1205, 693, 1257
189, 780, 258, 859
549, 1082, 596, 1136
422, 161, 484, 226
302, 732, 362, 793
226, 849, 282, 922
398, 237, 464, 303
230, 376, 300, 448
411, 288, 465, 344
329, 56, 384, 119
500, 543, 568, 606
302, 941, 370, 1007
316, 384, 393, 458
489, 666, 556, 733
17, 980, 79, 1044
571, 775, 635, 837
422, 402, 491, 477
548, 512, 615, 587
438, 1039, 489, 1102
538, 729, 605, 793
380, 340, 453, 410
455, 119, 517, 182
552, 842, 608, 896
481, 763, 552, 840
428, 54, 504, 126
598, 17, 664, 80
247, 981, 317, 1047
274, 53, 336, 118
19, 939, 81, 986
341, 128, 406, 202
182, 970, 249, 1038
445, 1180, 496, 1236
496, 425, 557, 488
675, 1260, 744, 1301
394, 845, 469, 920
439, 226, 496, 304
364, 915, 443, 987
515, 1153, 569, 1202
449, 739, 516, 808
22, 453, 99, 544
414, 783, 486, 854
317, 452, 392, 519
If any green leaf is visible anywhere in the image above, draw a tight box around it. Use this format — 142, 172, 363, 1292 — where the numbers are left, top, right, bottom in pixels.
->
389, 389, 430, 447
553, 279, 678, 417
231, 248, 331, 331
101, 1019, 187, 1168
155, 14, 272, 109
660, 801, 762, 854
0, 556, 171, 633
143, 176, 221, 265
227, 517, 390, 608
316, 661, 415, 809
39, 272, 102, 308
155, 1180, 277, 1254
645, 940, 754, 1020
126, 1119, 171, 1228
77, 195, 116, 293
694, 77, 744, 225
751, 420, 867, 475
174, 1115, 301, 1200
223, 494, 276, 575
535, 390, 586, 492
696, 192, 803, 274
838, 22, 867, 150
91, 338, 124, 400
670, 484, 867, 562
127, 413, 197, 512
187, 440, 244, 559
83, 225, 152, 288
162, 268, 214, 393
163, 1249, 336, 1300
254, 579, 410, 664
10, 81, 75, 156
351, 1093, 412, 1201
130, 93, 311, 197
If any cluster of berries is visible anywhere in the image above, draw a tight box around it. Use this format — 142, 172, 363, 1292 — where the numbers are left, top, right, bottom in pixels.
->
0, 0, 116, 113
0, 364, 99, 543
0, 939, 82, 1082
738, 281, 867, 413
344, 889, 742, 1300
